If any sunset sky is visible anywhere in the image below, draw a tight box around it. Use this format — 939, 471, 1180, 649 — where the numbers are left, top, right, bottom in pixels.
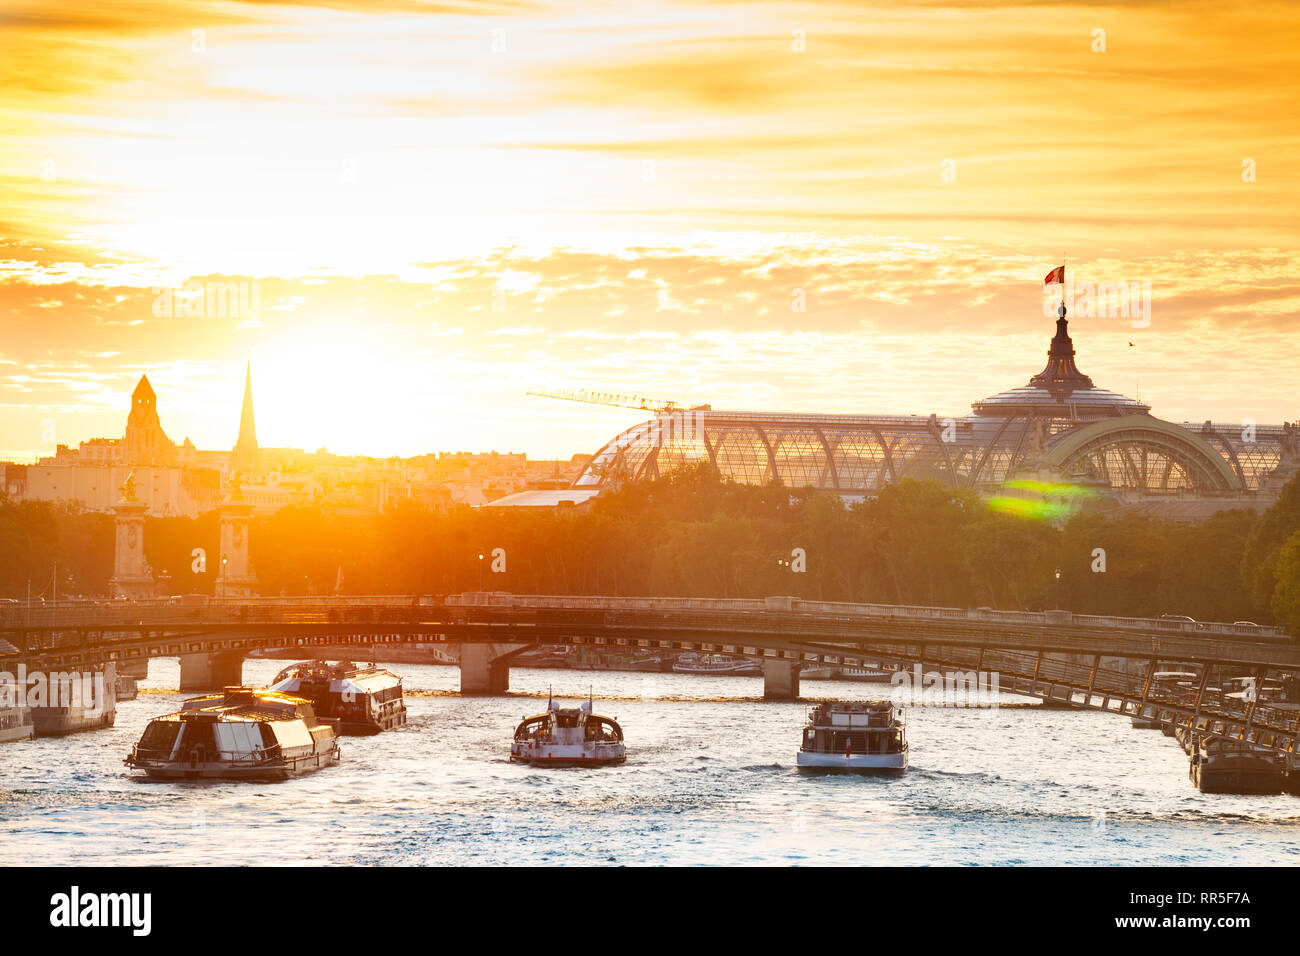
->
1, 0, 1296, 461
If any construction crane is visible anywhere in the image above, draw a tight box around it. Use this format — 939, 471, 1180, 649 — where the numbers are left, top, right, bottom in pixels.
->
527, 387, 710, 413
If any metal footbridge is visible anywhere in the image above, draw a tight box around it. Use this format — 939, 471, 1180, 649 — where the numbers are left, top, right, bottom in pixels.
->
3, 593, 1298, 756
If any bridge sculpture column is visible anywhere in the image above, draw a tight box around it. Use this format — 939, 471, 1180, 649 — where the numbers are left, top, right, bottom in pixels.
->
215, 484, 256, 598
181, 481, 256, 691
763, 658, 801, 701
460, 643, 527, 695
108, 474, 155, 600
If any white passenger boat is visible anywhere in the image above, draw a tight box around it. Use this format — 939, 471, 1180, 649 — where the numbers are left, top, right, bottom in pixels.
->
673, 652, 761, 676
510, 692, 626, 767
796, 701, 908, 772
267, 660, 406, 735
800, 665, 893, 683
125, 687, 340, 781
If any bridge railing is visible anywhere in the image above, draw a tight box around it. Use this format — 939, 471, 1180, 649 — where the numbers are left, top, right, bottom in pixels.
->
0, 592, 1290, 643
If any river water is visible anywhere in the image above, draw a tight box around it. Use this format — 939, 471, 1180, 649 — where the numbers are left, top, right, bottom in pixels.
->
3, 657, 1299, 866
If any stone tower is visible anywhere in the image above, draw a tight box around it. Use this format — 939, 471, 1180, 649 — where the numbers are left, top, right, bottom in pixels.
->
123, 375, 174, 466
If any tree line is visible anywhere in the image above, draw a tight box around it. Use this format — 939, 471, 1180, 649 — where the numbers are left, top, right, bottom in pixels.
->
3, 464, 1299, 635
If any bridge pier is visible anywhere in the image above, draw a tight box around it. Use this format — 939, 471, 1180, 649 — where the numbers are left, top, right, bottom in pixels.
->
178, 651, 244, 692
763, 659, 801, 701
117, 660, 149, 680
460, 644, 514, 695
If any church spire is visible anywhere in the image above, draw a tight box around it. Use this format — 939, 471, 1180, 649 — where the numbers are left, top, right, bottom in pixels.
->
232, 361, 259, 472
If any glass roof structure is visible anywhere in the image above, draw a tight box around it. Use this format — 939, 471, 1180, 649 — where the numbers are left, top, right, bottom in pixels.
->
574, 304, 1297, 499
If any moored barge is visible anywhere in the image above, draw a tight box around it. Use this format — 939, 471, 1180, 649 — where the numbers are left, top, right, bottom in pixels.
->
673, 652, 761, 676
0, 705, 33, 744
1190, 736, 1285, 795
30, 663, 117, 737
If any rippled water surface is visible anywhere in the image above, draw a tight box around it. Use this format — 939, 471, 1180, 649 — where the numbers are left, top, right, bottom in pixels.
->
3, 659, 1299, 865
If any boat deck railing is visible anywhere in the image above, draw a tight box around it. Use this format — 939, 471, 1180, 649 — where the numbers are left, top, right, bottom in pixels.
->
127, 742, 338, 769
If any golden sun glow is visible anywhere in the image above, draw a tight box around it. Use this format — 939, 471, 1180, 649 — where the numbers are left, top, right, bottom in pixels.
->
0, 0, 1297, 459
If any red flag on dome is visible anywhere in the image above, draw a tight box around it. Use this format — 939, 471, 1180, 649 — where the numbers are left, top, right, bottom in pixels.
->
1044, 265, 1065, 285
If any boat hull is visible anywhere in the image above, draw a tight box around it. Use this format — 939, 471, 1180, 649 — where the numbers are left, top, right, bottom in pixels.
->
31, 708, 115, 737
797, 750, 908, 772
1191, 756, 1284, 795
129, 748, 340, 782
509, 754, 626, 767
339, 704, 407, 736
800, 667, 893, 683
509, 742, 626, 767
0, 723, 34, 744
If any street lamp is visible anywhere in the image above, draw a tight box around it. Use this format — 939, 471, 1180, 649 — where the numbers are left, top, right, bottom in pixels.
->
1054, 566, 1062, 610
477, 553, 485, 591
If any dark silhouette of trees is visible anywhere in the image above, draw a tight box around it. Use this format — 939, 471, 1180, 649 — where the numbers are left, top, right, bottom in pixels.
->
4, 469, 1300, 636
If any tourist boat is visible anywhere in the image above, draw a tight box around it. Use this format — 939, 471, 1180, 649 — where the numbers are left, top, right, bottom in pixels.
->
800, 664, 894, 683
125, 687, 341, 781
267, 660, 406, 735
672, 652, 761, 676
510, 692, 626, 767
0, 705, 34, 744
797, 700, 908, 772
1190, 736, 1285, 795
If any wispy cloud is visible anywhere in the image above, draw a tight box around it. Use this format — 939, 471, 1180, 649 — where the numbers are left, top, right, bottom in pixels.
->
0, 0, 1295, 459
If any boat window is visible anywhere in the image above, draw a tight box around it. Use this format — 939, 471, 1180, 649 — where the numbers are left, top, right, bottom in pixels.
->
585, 717, 622, 741
139, 721, 182, 755
515, 717, 550, 740
178, 722, 217, 756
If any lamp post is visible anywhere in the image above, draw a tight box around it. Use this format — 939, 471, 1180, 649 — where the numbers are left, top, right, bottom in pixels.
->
1054, 566, 1062, 610
477, 553, 485, 591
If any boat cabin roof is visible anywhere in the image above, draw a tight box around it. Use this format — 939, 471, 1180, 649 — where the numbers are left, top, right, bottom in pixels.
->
516, 707, 622, 734
167, 687, 317, 723
271, 659, 399, 685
